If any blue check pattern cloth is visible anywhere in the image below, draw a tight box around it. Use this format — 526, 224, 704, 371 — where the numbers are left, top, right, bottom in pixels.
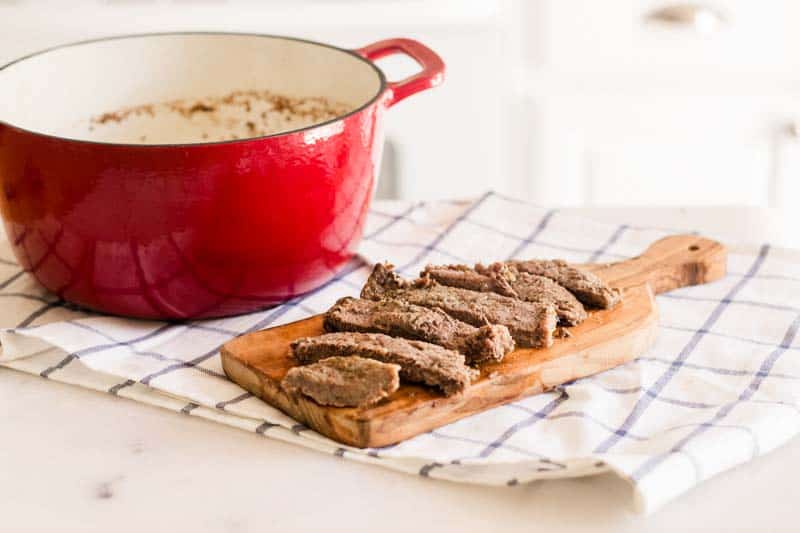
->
2, 192, 799, 513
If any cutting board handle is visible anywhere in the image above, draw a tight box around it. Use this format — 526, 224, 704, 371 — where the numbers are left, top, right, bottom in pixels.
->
589, 234, 727, 294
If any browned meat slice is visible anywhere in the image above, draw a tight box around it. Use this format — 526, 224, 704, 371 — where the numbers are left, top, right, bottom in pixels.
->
281, 356, 400, 408
361, 263, 558, 349
325, 297, 514, 363
421, 264, 517, 297
292, 332, 477, 396
423, 263, 587, 326
506, 259, 621, 309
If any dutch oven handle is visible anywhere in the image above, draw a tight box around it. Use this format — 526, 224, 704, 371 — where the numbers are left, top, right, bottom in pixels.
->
354, 38, 445, 107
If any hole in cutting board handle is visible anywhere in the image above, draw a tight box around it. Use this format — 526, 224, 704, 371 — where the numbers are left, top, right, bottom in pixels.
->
688, 245, 700, 251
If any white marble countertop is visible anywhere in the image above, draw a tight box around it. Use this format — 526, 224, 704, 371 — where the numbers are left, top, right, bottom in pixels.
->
1, 206, 796, 533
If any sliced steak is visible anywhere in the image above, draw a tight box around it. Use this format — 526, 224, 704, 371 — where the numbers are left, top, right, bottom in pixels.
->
324, 296, 514, 363
362, 263, 558, 349
281, 356, 400, 408
421, 264, 517, 297
506, 259, 621, 309
292, 332, 477, 396
423, 263, 587, 326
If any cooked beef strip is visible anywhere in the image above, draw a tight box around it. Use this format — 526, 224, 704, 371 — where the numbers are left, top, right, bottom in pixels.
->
292, 332, 477, 396
361, 263, 558, 349
423, 263, 587, 326
281, 356, 400, 408
504, 259, 621, 309
324, 297, 514, 363
421, 264, 517, 298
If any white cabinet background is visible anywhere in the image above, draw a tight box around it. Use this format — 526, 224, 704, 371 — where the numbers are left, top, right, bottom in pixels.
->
520, 0, 800, 213
2, 0, 799, 216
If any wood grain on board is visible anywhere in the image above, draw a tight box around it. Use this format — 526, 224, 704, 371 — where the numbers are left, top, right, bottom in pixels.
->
221, 234, 727, 447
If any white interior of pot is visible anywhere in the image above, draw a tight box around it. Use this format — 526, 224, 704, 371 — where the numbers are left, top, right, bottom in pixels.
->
0, 33, 383, 144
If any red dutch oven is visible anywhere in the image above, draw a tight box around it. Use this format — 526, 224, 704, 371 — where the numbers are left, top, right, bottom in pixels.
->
0, 33, 444, 319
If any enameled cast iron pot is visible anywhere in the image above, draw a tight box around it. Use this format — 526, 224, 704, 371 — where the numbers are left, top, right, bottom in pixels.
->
0, 33, 443, 319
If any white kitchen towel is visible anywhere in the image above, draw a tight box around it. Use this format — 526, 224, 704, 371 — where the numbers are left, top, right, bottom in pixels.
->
2, 191, 799, 513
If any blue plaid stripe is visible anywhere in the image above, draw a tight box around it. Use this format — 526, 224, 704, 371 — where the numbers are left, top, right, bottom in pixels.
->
415, 214, 677, 474
506, 209, 556, 259
0, 292, 54, 304
426, 431, 551, 460
637, 355, 800, 380
181, 402, 200, 415
660, 324, 800, 353
396, 191, 493, 274
561, 381, 721, 409
383, 216, 635, 264
593, 244, 771, 453
363, 203, 421, 240
366, 238, 469, 263
4, 193, 800, 509
477, 394, 569, 458
632, 312, 800, 481
588, 224, 629, 262
0, 270, 24, 290
358, 201, 791, 490
660, 293, 800, 314
16, 300, 64, 328
504, 402, 651, 441
726, 270, 800, 283
133, 260, 366, 388
255, 421, 279, 434
80, 202, 412, 399
216, 392, 254, 410
40, 322, 179, 375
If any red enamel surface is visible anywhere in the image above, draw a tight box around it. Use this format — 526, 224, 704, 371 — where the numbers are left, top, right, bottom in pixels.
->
356, 38, 445, 106
0, 37, 445, 319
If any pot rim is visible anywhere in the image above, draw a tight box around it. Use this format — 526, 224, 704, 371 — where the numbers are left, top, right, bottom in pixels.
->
0, 31, 388, 149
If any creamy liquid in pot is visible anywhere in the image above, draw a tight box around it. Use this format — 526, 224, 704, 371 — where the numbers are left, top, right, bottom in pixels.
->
84, 89, 352, 144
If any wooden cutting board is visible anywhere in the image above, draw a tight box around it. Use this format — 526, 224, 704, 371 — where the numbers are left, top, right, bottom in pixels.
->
221, 234, 726, 448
